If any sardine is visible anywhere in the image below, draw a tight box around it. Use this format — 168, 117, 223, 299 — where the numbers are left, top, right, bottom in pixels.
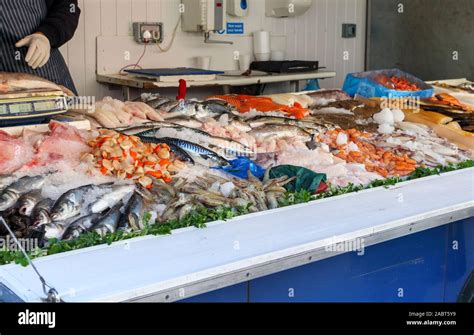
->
0, 175, 46, 211
92, 203, 123, 236
118, 193, 145, 232
17, 190, 43, 216
62, 213, 102, 241
31, 198, 55, 227
90, 184, 135, 214
141, 137, 230, 167
50, 184, 97, 222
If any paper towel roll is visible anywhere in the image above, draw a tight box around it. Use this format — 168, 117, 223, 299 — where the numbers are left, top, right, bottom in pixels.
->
253, 31, 271, 55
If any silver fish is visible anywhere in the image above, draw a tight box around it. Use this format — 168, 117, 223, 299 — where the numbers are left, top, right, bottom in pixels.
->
17, 190, 43, 216
92, 203, 123, 237
118, 192, 145, 232
248, 125, 313, 142
50, 184, 97, 222
90, 184, 135, 214
230, 119, 252, 132
62, 213, 102, 241
0, 175, 46, 211
166, 100, 225, 119
44, 222, 71, 240
157, 100, 180, 112
0, 175, 17, 191
247, 116, 325, 130
167, 117, 203, 129
31, 198, 55, 227
115, 121, 178, 135
146, 97, 173, 109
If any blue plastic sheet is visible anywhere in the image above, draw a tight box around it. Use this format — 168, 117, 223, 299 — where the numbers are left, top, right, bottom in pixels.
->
214, 157, 265, 180
342, 69, 434, 98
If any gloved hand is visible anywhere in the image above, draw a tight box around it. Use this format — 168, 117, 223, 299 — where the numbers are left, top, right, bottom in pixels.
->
15, 33, 51, 70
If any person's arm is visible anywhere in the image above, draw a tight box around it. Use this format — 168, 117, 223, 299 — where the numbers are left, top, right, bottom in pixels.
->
36, 0, 81, 49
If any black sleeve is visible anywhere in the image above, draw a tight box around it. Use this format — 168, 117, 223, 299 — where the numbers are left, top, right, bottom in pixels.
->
36, 0, 81, 49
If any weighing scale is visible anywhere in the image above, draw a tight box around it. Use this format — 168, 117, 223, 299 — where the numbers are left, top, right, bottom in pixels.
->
0, 89, 68, 127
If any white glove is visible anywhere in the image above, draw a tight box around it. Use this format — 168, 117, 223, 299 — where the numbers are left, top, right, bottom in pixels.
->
15, 33, 51, 70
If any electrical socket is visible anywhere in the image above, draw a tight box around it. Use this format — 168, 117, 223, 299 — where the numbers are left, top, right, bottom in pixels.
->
133, 22, 163, 44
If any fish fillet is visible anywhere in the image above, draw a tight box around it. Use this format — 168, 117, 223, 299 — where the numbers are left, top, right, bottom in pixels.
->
0, 72, 64, 94
0, 131, 34, 174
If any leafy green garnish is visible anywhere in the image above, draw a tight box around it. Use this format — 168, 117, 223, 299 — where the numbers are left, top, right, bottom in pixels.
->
1, 160, 472, 266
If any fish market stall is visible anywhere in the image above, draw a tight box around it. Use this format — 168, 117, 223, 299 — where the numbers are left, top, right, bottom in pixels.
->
0, 72, 473, 302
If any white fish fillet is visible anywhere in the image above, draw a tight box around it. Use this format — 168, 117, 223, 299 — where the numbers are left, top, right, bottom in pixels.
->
0, 72, 64, 93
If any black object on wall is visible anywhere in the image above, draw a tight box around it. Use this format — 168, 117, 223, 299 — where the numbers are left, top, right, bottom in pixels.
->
366, 0, 474, 81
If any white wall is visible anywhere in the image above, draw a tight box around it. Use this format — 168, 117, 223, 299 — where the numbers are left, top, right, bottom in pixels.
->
60, 0, 366, 99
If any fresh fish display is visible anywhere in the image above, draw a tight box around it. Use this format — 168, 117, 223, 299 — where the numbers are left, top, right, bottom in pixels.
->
0, 175, 46, 211
153, 171, 295, 223
1, 84, 473, 252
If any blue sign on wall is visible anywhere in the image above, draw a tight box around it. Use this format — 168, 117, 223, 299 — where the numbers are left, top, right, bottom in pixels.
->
226, 22, 244, 35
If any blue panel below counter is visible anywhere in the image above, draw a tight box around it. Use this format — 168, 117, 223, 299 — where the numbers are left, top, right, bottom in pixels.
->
185, 217, 474, 302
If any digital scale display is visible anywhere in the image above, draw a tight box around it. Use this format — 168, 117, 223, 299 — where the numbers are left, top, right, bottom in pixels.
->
0, 97, 67, 118
0, 105, 8, 116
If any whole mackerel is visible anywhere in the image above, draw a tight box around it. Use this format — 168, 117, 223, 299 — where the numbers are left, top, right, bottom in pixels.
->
141, 137, 229, 167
